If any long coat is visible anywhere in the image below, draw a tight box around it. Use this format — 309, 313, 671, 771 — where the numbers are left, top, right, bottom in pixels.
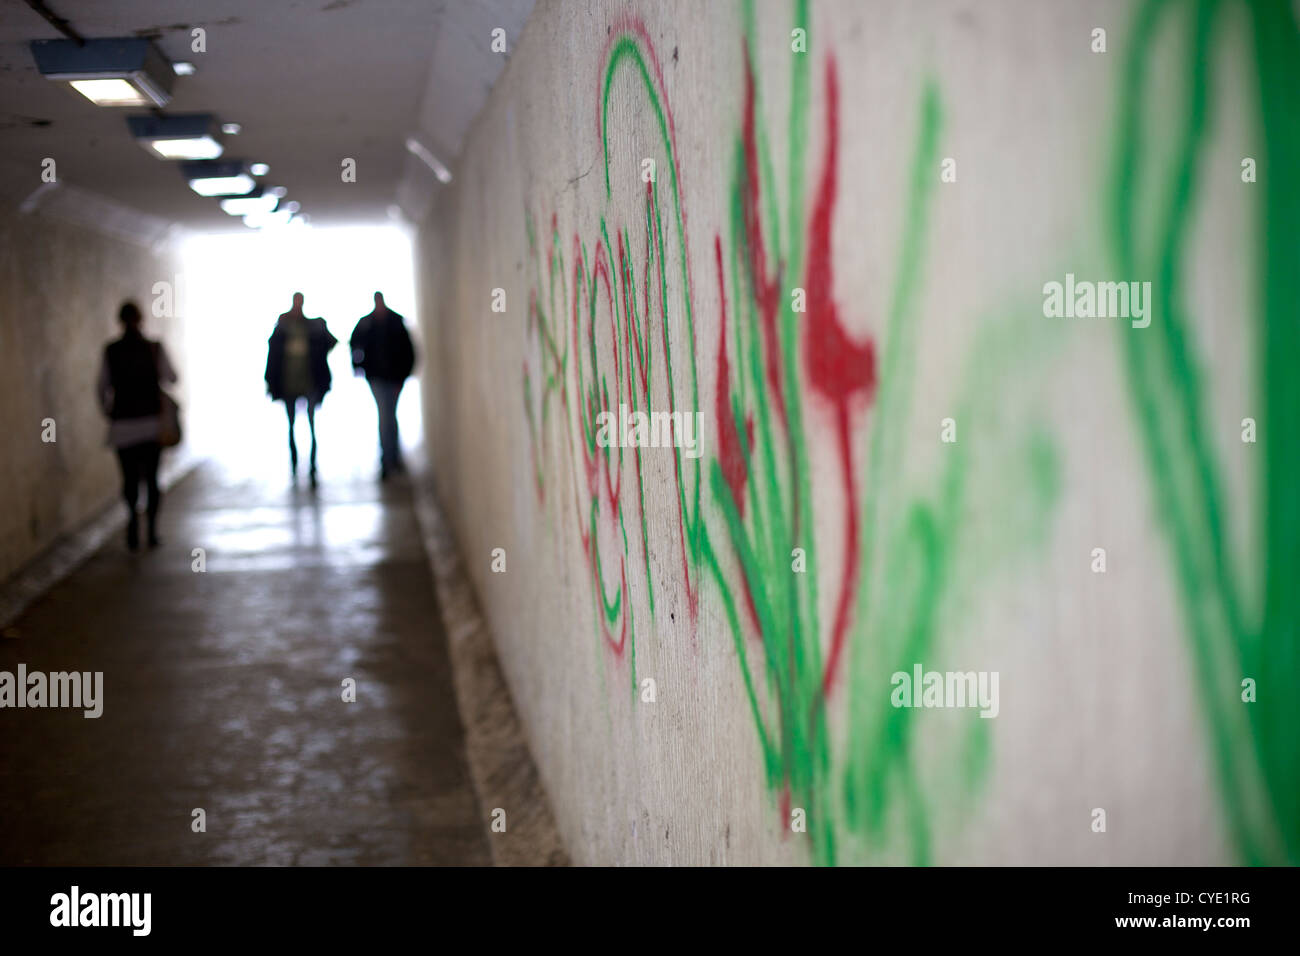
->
264, 315, 337, 402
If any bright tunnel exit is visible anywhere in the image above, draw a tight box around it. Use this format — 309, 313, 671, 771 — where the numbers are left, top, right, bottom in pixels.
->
179, 224, 421, 484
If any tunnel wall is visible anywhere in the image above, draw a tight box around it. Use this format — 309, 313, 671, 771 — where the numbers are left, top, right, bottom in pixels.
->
0, 208, 186, 584
415, 0, 1294, 864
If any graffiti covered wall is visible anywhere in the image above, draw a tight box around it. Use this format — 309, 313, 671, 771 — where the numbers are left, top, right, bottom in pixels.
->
415, 0, 1297, 864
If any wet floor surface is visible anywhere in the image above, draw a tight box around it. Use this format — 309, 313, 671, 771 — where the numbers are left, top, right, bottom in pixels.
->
0, 461, 491, 865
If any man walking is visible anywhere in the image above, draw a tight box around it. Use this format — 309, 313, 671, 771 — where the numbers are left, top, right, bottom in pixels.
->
350, 292, 415, 479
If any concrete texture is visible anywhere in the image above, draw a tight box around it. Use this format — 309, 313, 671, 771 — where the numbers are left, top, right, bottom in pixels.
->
0, 461, 490, 865
414, 0, 1291, 865
0, 207, 190, 585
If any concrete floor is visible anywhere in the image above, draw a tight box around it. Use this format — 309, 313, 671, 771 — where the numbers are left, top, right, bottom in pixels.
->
0, 461, 491, 866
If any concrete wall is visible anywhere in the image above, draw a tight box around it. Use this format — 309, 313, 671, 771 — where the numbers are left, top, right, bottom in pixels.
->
416, 0, 1297, 864
0, 207, 187, 584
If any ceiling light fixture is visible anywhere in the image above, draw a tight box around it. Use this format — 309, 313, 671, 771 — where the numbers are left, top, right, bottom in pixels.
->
127, 113, 224, 160
221, 123, 241, 135
172, 61, 196, 75
30, 37, 174, 107
404, 137, 452, 184
218, 188, 279, 216
249, 163, 270, 176
181, 160, 255, 197
243, 209, 293, 229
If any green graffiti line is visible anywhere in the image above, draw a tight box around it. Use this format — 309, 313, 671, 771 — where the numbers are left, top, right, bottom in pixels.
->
1111, 0, 1300, 864
839, 79, 949, 865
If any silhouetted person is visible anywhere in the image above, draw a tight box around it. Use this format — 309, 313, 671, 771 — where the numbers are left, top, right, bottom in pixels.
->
97, 301, 178, 551
265, 292, 337, 488
350, 292, 414, 480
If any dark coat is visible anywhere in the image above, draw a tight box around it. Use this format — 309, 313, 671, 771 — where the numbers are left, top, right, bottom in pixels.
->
349, 309, 414, 384
104, 331, 161, 419
264, 315, 337, 401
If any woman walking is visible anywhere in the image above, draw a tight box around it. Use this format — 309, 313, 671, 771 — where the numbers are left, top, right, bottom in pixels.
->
264, 292, 337, 487
97, 300, 178, 551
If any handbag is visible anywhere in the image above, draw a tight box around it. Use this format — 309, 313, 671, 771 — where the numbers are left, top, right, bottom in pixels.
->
149, 340, 182, 447
158, 390, 182, 447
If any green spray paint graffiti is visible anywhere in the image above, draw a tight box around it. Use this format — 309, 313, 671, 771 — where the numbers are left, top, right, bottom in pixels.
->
520, 0, 1295, 865
520, 0, 1063, 866
1110, 0, 1300, 865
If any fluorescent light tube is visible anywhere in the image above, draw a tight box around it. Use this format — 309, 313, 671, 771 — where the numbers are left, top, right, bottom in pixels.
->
243, 209, 293, 229
69, 78, 153, 106
189, 174, 255, 197
31, 39, 174, 108
128, 114, 224, 160
220, 193, 279, 216
180, 160, 256, 197
405, 137, 452, 183
151, 136, 222, 160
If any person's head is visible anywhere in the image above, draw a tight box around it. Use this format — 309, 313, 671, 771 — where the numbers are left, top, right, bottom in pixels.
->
118, 301, 142, 331
291, 292, 305, 311
373, 291, 386, 311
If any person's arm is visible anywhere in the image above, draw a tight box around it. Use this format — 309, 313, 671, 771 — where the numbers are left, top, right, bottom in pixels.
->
397, 317, 415, 379
349, 318, 368, 373
265, 331, 279, 395
155, 341, 179, 385
96, 351, 113, 415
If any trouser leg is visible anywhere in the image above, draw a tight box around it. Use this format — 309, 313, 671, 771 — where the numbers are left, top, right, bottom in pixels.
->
285, 399, 298, 472
141, 442, 162, 541
117, 445, 141, 549
370, 379, 402, 472
306, 401, 318, 472
386, 382, 404, 471
369, 380, 390, 471
117, 446, 141, 513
